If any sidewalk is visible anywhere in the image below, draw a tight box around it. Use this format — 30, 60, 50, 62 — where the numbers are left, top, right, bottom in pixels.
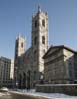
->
9, 89, 77, 99
9, 91, 49, 99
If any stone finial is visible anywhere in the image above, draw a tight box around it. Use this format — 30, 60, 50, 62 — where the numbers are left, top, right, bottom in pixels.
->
38, 4, 41, 12
32, 13, 35, 18
18, 33, 21, 38
16, 33, 21, 39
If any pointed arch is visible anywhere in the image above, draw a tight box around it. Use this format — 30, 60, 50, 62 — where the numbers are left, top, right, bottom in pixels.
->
18, 74, 22, 89
27, 70, 31, 89
23, 72, 26, 89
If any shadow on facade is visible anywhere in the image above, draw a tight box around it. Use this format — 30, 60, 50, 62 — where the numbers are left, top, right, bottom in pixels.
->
26, 70, 30, 90
18, 74, 22, 89
23, 72, 26, 88
18, 70, 31, 89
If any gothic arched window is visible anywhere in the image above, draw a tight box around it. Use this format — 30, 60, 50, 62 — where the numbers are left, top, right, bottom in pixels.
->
42, 19, 45, 27
21, 42, 23, 48
42, 36, 45, 44
34, 50, 37, 61
35, 20, 37, 28
34, 37, 37, 45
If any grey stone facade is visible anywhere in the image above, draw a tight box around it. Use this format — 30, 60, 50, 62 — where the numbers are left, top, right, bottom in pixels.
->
14, 6, 48, 88
43, 45, 75, 84
14, 7, 77, 89
74, 53, 77, 83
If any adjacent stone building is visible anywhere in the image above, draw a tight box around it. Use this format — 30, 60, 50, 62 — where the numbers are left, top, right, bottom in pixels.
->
14, 6, 48, 88
43, 45, 76, 84
0, 56, 14, 87
74, 52, 77, 83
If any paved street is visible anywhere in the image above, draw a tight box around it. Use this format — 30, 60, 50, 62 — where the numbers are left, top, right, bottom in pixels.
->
0, 92, 49, 99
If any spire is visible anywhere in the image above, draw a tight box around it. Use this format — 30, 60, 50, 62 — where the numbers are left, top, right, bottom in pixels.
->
18, 33, 21, 38
16, 33, 21, 39
38, 4, 41, 13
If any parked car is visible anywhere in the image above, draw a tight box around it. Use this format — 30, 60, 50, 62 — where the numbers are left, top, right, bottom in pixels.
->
0, 87, 8, 92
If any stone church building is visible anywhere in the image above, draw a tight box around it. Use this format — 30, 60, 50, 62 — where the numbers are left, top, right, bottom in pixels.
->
14, 6, 77, 89
14, 6, 48, 89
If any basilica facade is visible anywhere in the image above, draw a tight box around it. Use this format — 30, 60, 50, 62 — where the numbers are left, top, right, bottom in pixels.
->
14, 6, 48, 89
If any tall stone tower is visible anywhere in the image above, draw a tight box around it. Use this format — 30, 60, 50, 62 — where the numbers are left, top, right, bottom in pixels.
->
31, 6, 48, 82
15, 34, 26, 60
14, 34, 26, 86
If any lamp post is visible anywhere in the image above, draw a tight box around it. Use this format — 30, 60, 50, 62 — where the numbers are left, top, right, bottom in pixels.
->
40, 73, 44, 84
15, 67, 18, 89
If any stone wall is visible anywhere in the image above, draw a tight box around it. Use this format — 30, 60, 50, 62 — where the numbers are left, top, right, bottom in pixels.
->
36, 84, 77, 95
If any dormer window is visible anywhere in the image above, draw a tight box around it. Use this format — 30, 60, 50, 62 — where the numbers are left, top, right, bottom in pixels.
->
42, 19, 45, 27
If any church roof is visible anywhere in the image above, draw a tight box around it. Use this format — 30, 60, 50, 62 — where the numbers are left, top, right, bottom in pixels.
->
43, 45, 76, 59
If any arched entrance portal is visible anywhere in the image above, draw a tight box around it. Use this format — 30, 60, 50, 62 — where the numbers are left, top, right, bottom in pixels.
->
23, 72, 26, 89
27, 70, 30, 89
18, 74, 22, 89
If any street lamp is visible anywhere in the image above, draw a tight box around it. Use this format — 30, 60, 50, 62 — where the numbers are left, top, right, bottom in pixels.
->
15, 67, 18, 89
40, 73, 44, 84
